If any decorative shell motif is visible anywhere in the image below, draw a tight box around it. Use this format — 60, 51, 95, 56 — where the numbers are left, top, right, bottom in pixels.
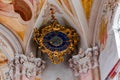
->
33, 21, 79, 64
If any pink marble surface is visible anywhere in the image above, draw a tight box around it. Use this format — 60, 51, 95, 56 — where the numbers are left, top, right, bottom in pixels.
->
80, 69, 93, 80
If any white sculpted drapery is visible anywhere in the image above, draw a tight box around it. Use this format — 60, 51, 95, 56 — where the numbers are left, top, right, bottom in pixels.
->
5, 53, 46, 80
69, 46, 100, 80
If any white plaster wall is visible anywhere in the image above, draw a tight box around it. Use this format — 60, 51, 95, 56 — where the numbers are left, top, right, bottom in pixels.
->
99, 6, 120, 79
99, 31, 119, 80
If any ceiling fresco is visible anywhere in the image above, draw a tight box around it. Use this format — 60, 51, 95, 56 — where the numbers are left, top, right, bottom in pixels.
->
0, 0, 100, 49
0, 0, 46, 42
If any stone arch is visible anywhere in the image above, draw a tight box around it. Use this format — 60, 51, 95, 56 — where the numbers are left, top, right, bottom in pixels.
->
0, 24, 23, 60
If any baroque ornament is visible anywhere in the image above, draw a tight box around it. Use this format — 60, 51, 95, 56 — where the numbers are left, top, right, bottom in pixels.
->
69, 46, 99, 77
33, 8, 79, 64
6, 53, 46, 80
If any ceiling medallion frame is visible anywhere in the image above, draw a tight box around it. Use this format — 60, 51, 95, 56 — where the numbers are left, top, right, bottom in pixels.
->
33, 21, 79, 64
33, 7, 79, 64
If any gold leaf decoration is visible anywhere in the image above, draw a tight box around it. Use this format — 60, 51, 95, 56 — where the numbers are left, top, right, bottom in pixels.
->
33, 21, 79, 64
81, 0, 93, 20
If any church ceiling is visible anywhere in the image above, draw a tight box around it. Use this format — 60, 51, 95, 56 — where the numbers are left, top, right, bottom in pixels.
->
0, 0, 100, 50
0, 0, 118, 53
0, 0, 120, 80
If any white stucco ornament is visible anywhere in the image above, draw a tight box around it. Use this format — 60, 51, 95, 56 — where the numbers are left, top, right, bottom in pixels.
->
69, 46, 99, 77
5, 52, 46, 80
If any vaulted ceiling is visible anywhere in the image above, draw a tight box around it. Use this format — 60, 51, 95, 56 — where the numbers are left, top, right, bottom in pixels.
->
0, 1, 120, 80
0, 0, 119, 68
0, 0, 99, 48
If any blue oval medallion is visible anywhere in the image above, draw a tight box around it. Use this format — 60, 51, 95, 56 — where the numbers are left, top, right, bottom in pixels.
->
43, 31, 70, 51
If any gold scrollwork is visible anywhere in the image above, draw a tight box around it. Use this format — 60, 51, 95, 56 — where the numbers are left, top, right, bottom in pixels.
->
33, 21, 79, 64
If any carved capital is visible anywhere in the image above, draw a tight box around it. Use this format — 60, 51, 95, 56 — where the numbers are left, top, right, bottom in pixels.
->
6, 52, 46, 80
69, 46, 100, 76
